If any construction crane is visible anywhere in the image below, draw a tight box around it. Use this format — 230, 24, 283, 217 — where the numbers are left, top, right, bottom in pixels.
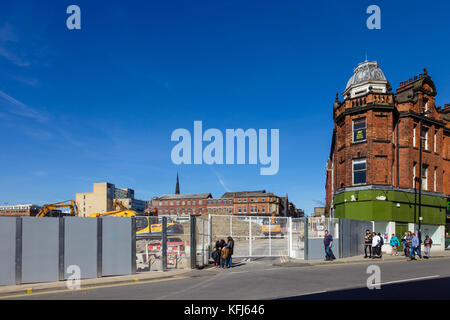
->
36, 200, 78, 217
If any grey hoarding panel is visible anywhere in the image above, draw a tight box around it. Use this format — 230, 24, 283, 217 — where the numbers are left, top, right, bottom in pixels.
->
307, 238, 339, 260
0, 217, 17, 286
64, 217, 98, 280
102, 217, 132, 276
340, 219, 372, 258
21, 217, 59, 284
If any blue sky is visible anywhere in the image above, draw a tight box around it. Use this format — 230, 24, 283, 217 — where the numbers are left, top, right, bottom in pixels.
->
1, 0, 450, 214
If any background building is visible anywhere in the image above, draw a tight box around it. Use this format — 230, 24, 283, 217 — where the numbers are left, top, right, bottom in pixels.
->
222, 190, 281, 216
151, 193, 212, 216
325, 61, 449, 250
75, 182, 148, 217
0, 204, 41, 217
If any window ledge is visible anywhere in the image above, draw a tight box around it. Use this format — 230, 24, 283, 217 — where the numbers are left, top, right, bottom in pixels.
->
351, 140, 367, 145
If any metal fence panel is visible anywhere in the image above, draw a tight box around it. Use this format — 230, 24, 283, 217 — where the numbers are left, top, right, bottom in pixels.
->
340, 219, 372, 258
64, 217, 98, 279
0, 217, 17, 285
291, 218, 305, 259
210, 215, 289, 258
21, 217, 59, 284
196, 217, 209, 268
135, 216, 191, 271
307, 217, 340, 260
102, 217, 132, 276
169, 216, 190, 269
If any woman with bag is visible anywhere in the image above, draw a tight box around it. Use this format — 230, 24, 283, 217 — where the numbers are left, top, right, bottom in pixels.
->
221, 246, 230, 268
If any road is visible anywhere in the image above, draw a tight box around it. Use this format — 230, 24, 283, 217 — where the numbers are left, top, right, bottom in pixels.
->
6, 257, 450, 300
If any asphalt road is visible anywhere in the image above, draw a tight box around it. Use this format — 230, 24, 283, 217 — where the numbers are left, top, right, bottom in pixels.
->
7, 257, 450, 300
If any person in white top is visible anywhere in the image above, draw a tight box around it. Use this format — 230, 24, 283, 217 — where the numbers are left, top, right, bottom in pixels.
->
371, 232, 380, 259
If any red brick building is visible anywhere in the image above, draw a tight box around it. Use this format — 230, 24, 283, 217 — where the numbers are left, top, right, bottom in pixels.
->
222, 191, 282, 216
325, 61, 449, 238
151, 193, 212, 216
0, 204, 41, 217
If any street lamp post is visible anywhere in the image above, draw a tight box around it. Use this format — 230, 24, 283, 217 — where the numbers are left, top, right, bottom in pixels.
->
418, 98, 430, 243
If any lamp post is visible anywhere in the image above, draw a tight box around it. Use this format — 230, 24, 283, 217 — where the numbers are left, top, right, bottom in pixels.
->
418, 99, 430, 243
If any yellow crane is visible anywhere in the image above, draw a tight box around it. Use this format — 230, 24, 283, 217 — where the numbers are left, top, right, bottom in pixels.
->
88, 199, 136, 218
36, 200, 78, 217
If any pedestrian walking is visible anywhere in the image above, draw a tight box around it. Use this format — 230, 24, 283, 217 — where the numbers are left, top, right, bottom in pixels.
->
423, 235, 433, 259
371, 232, 380, 258
406, 232, 413, 258
364, 229, 373, 258
408, 233, 423, 261
323, 230, 335, 261
401, 232, 408, 256
378, 233, 384, 258
390, 233, 400, 256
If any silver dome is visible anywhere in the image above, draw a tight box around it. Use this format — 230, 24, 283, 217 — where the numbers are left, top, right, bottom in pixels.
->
345, 61, 387, 91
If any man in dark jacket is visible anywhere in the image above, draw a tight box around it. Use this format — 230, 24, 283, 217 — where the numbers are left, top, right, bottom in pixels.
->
364, 230, 372, 258
377, 233, 384, 258
324, 230, 335, 261
225, 236, 234, 268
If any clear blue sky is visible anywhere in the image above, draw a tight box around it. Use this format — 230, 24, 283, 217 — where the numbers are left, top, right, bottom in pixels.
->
1, 0, 449, 214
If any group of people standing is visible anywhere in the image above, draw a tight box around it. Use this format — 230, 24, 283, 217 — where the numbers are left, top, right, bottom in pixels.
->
364, 229, 433, 261
211, 236, 234, 268
364, 230, 384, 259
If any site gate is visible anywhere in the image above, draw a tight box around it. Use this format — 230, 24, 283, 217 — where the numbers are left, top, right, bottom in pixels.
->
208, 215, 300, 258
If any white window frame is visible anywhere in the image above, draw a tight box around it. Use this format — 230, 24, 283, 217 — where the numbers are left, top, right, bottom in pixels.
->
352, 118, 367, 143
422, 165, 428, 191
434, 131, 437, 152
434, 167, 437, 192
352, 158, 367, 185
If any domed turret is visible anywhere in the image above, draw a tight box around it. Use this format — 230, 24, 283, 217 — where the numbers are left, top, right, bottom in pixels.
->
343, 61, 389, 99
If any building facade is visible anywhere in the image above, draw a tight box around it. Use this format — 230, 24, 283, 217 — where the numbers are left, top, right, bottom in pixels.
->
149, 190, 299, 217
0, 204, 41, 217
222, 191, 282, 216
325, 61, 449, 250
75, 182, 148, 217
151, 193, 212, 216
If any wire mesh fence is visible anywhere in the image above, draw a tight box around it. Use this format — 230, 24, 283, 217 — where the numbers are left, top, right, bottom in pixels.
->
210, 215, 290, 257
135, 216, 191, 271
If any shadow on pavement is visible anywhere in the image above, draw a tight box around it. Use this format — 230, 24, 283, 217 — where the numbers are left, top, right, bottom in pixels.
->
277, 276, 450, 300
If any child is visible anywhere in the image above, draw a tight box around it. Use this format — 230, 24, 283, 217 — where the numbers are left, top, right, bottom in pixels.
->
424, 235, 433, 259
390, 233, 400, 256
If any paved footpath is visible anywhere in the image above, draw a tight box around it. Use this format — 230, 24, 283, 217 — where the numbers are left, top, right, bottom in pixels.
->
2, 251, 450, 299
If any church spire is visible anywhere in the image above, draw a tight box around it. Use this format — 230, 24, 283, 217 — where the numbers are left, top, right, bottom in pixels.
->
175, 173, 180, 194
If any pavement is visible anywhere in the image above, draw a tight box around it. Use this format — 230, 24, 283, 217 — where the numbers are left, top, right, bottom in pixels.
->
2, 251, 450, 299
275, 250, 450, 267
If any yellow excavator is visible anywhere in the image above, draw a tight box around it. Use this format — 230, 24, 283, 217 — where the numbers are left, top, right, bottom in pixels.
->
88, 199, 136, 218
261, 213, 282, 237
135, 207, 183, 236
36, 200, 78, 217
